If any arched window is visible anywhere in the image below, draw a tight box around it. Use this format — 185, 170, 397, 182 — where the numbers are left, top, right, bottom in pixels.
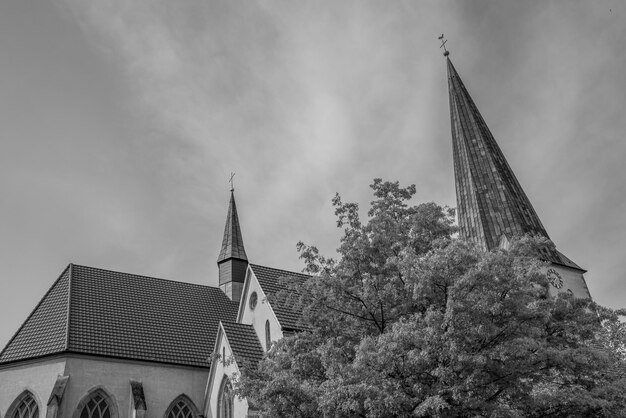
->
217, 376, 234, 418
164, 394, 199, 418
265, 320, 271, 351
7, 390, 39, 418
74, 389, 117, 418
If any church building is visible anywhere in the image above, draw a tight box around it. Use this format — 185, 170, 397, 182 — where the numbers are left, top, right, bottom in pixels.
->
0, 51, 590, 418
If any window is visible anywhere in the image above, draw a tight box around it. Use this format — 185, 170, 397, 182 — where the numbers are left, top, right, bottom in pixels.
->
249, 291, 258, 310
8, 390, 39, 418
265, 320, 271, 351
217, 376, 234, 418
164, 395, 198, 418
76, 390, 115, 418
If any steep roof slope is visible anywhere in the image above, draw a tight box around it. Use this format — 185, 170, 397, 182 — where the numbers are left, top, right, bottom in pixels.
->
0, 266, 71, 363
217, 191, 248, 263
250, 264, 312, 331
446, 56, 582, 271
221, 322, 264, 369
0, 264, 239, 367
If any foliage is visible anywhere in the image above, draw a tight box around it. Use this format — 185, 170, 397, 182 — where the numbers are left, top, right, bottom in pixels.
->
235, 179, 626, 417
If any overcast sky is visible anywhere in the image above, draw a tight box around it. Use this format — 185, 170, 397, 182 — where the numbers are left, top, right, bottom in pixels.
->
1, 1, 625, 348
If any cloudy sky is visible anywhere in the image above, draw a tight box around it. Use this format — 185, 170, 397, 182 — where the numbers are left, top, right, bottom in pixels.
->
1, 1, 624, 347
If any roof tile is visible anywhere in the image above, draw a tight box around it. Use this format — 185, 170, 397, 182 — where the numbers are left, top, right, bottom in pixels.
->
250, 264, 311, 331
0, 267, 70, 363
222, 322, 264, 370
0, 264, 239, 367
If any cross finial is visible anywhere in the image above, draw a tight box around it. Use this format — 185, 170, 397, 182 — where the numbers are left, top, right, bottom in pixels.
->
229, 172, 235, 192
438, 34, 450, 57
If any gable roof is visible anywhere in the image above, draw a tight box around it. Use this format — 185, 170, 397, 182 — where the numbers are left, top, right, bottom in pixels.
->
249, 264, 312, 331
221, 322, 264, 370
0, 264, 239, 368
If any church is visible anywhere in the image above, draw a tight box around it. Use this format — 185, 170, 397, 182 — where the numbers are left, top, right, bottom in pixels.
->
0, 51, 591, 418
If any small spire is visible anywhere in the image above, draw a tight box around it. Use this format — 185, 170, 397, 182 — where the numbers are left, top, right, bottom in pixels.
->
217, 187, 248, 263
438, 34, 450, 57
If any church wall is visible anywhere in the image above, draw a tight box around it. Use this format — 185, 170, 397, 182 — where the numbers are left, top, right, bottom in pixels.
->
0, 357, 66, 416
544, 264, 591, 299
205, 331, 249, 418
239, 270, 282, 351
60, 355, 208, 418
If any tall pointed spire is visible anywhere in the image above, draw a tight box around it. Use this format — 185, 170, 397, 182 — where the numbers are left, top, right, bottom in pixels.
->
217, 190, 248, 263
217, 188, 248, 302
446, 56, 549, 251
444, 52, 591, 298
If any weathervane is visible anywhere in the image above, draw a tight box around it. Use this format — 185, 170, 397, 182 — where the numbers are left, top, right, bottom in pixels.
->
438, 34, 450, 56
229, 172, 235, 191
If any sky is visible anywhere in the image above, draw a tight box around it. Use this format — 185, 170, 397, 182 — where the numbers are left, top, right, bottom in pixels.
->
0, 0, 625, 348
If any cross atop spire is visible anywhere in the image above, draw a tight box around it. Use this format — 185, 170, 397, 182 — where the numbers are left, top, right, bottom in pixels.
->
229, 172, 235, 192
438, 34, 450, 57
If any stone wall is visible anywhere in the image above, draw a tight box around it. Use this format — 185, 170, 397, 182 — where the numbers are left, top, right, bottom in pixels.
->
0, 355, 209, 418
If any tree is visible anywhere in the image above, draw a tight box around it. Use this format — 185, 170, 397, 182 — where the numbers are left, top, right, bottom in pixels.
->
236, 179, 626, 417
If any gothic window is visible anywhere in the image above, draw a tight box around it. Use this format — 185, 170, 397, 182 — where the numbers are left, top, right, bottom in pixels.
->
7, 390, 39, 418
75, 389, 116, 418
164, 395, 198, 418
217, 376, 234, 418
265, 320, 271, 351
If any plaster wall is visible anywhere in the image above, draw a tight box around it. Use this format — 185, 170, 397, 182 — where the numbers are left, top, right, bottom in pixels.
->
0, 358, 67, 416
544, 264, 591, 299
205, 332, 249, 418
239, 270, 282, 351
61, 356, 208, 418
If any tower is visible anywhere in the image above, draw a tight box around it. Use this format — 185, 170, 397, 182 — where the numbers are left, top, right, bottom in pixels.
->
217, 188, 248, 302
444, 49, 591, 298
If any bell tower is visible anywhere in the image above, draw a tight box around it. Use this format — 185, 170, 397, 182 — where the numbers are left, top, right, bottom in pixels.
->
443, 45, 591, 298
217, 186, 248, 302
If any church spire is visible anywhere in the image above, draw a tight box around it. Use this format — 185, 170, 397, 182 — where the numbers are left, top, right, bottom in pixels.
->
217, 186, 248, 302
217, 190, 248, 264
446, 56, 549, 251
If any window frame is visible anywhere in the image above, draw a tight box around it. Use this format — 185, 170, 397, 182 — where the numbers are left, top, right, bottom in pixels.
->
71, 387, 118, 418
216, 375, 234, 418
265, 320, 271, 351
6, 390, 40, 418
163, 394, 199, 418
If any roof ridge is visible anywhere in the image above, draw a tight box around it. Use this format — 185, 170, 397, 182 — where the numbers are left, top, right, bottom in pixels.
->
65, 263, 73, 350
0, 264, 72, 359
70, 264, 222, 290
222, 321, 254, 328
249, 263, 312, 278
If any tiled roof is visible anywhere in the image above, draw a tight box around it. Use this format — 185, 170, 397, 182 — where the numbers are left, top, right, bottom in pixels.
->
555, 250, 584, 272
0, 264, 239, 367
221, 322, 264, 370
249, 264, 312, 331
0, 267, 71, 363
217, 191, 248, 263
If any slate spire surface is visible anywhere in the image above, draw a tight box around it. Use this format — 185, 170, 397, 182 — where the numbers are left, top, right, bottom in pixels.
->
446, 56, 549, 251
217, 190, 248, 263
